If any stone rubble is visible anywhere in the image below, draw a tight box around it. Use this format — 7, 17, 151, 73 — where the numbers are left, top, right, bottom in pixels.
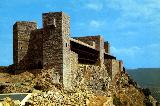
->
0, 65, 155, 106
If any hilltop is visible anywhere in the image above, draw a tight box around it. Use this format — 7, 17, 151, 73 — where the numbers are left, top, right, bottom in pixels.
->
0, 66, 155, 105
127, 68, 160, 102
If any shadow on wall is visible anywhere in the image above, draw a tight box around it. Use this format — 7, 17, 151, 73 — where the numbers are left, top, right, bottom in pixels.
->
16, 29, 43, 70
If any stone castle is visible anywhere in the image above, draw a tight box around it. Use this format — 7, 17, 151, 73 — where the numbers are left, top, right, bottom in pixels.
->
13, 12, 123, 89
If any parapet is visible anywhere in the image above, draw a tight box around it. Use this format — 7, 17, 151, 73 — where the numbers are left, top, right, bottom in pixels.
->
42, 12, 70, 29
13, 21, 37, 31
73, 35, 101, 50
104, 41, 110, 54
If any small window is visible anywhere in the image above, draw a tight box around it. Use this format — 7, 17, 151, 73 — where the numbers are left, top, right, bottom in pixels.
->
66, 43, 67, 47
21, 47, 22, 49
47, 18, 56, 27
37, 61, 43, 69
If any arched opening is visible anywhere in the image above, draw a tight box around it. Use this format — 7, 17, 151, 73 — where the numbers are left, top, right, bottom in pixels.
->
37, 61, 43, 69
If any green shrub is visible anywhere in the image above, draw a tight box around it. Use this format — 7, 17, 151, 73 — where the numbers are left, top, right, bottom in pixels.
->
142, 88, 151, 96
113, 95, 122, 106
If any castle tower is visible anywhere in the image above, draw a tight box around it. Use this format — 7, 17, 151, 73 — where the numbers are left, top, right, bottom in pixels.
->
42, 12, 71, 85
104, 41, 110, 54
99, 36, 104, 66
13, 21, 37, 69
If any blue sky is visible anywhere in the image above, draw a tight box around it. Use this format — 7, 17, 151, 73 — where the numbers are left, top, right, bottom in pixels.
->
0, 0, 160, 69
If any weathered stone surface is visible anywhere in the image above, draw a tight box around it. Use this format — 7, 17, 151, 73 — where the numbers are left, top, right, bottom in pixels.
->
104, 59, 122, 80
13, 11, 121, 89
13, 21, 37, 70
73, 36, 104, 66
104, 41, 110, 54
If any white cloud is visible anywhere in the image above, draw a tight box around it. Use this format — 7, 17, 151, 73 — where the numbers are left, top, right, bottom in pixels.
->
89, 20, 104, 28
111, 43, 160, 58
106, 0, 157, 16
111, 46, 141, 57
105, 0, 160, 29
86, 3, 103, 11
147, 44, 160, 56
111, 43, 160, 68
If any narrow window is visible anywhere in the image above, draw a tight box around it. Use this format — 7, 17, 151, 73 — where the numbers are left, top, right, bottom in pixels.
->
66, 43, 67, 47
53, 18, 56, 27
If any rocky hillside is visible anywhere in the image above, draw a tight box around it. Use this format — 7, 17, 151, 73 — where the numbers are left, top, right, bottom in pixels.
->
127, 68, 160, 102
0, 66, 155, 106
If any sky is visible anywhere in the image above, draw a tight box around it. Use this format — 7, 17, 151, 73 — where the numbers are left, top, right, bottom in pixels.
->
0, 0, 160, 69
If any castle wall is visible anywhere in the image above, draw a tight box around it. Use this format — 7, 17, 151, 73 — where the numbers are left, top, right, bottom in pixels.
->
63, 51, 78, 89
99, 36, 104, 66
13, 22, 37, 69
74, 64, 109, 91
43, 12, 63, 71
62, 13, 72, 88
70, 51, 78, 76
28, 29, 43, 69
74, 36, 104, 66
119, 60, 123, 72
104, 59, 121, 79
104, 41, 110, 54
104, 59, 112, 79
112, 59, 120, 79
70, 40, 99, 65
12, 12, 123, 90
73, 36, 100, 50
42, 12, 71, 85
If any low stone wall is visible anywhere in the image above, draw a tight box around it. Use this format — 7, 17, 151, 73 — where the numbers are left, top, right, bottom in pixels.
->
70, 64, 111, 93
112, 59, 120, 79
63, 51, 78, 90
104, 59, 122, 80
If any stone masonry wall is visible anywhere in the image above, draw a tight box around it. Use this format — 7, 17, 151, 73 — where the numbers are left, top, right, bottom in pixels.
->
104, 41, 110, 54
104, 59, 121, 80
99, 36, 104, 66
62, 12, 71, 89
64, 51, 78, 89
42, 12, 71, 85
73, 36, 100, 50
28, 29, 43, 69
42, 12, 63, 70
119, 60, 123, 72
13, 21, 37, 70
13, 12, 72, 88
112, 59, 120, 79
104, 59, 112, 79
74, 36, 104, 66
12, 12, 123, 91
73, 64, 110, 92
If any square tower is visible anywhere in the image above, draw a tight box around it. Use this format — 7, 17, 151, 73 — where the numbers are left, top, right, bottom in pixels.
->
104, 41, 110, 54
42, 12, 71, 84
13, 21, 37, 69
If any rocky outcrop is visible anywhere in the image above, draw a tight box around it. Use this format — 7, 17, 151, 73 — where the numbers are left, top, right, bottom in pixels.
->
0, 65, 155, 105
110, 71, 146, 106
